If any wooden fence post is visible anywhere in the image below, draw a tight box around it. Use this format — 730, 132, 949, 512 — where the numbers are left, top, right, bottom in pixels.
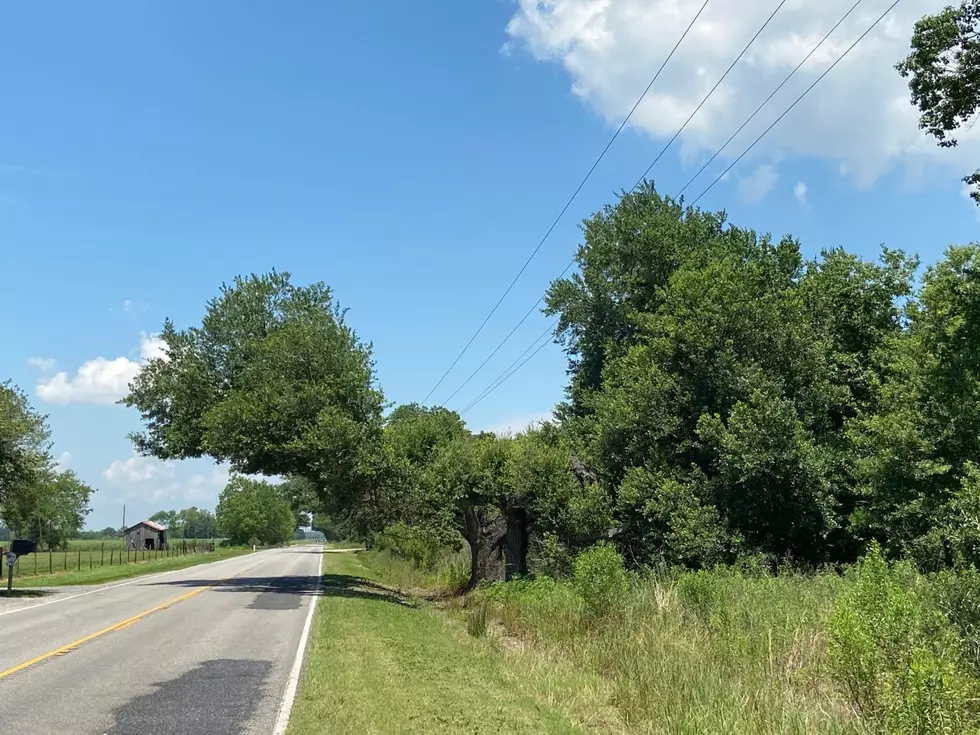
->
77, 549, 81, 571
100, 544, 104, 568
49, 548, 52, 574
110, 548, 114, 565
64, 550, 67, 571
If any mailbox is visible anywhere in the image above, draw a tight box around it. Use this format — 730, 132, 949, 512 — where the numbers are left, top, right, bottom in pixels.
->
10, 539, 36, 556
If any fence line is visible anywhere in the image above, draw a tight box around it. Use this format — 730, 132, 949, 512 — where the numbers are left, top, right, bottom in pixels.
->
0, 541, 216, 578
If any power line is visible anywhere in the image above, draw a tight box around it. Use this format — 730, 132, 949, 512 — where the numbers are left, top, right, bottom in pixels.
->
461, 320, 558, 415
632, 0, 790, 190
690, 0, 901, 207
421, 0, 713, 405
457, 0, 901, 413
441, 261, 574, 406
676, 0, 866, 198
444, 0, 786, 407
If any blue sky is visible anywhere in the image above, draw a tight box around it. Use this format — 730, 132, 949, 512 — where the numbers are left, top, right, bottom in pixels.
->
2, 0, 976, 529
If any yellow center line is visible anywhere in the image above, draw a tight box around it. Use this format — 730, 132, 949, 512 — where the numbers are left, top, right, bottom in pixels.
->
0, 585, 212, 680
0, 552, 277, 681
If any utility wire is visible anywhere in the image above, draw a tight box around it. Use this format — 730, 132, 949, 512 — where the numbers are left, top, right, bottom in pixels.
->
676, 0, 866, 198
632, 0, 789, 191
444, 0, 785, 408
461, 320, 559, 415
441, 261, 574, 406
457, 0, 901, 413
421, 0, 713, 405
690, 0, 901, 207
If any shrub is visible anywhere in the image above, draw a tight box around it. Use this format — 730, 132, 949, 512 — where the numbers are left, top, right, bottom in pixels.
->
930, 566, 980, 675
372, 523, 450, 571
829, 543, 979, 734
573, 542, 628, 619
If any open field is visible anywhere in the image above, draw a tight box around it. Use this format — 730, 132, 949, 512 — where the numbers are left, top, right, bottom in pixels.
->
61, 537, 217, 551
2, 540, 220, 581
6, 545, 253, 588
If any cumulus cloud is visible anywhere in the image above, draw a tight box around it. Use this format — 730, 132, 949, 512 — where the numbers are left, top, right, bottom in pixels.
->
55, 451, 72, 471
738, 163, 778, 201
104, 455, 175, 484
794, 180, 808, 204
103, 458, 232, 505
36, 332, 167, 405
505, 0, 977, 196
27, 357, 56, 372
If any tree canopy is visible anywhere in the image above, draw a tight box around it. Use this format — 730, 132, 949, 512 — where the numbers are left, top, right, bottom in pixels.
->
124, 271, 387, 521
897, 0, 980, 203
215, 476, 295, 546
0, 382, 94, 549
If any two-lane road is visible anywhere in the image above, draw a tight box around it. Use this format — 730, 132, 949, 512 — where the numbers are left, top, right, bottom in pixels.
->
0, 545, 323, 734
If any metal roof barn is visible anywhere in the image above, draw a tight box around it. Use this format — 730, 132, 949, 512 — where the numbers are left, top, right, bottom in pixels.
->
124, 520, 168, 550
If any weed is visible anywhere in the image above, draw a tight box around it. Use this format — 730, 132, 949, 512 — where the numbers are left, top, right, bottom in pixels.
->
828, 544, 980, 734
572, 542, 628, 620
466, 597, 490, 637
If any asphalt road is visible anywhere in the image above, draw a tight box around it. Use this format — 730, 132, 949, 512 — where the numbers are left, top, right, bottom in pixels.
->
0, 545, 323, 734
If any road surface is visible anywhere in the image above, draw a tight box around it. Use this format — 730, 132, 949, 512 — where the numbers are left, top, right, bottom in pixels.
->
0, 544, 323, 734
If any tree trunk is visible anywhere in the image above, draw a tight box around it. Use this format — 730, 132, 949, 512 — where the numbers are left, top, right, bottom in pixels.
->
463, 506, 505, 589
503, 504, 529, 581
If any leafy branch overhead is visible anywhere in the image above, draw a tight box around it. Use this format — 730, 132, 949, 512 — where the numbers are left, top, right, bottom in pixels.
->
897, 0, 980, 202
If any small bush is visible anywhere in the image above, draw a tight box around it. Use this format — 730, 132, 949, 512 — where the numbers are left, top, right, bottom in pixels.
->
573, 542, 628, 619
372, 523, 450, 571
529, 531, 574, 578
829, 543, 979, 734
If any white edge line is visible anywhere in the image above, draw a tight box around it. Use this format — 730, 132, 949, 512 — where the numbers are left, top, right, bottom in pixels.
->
0, 546, 279, 618
272, 546, 324, 735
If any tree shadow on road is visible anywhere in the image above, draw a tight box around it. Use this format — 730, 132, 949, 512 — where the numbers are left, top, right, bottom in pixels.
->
148, 573, 416, 607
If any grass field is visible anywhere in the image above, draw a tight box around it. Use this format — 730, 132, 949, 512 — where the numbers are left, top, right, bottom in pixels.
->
60, 537, 217, 550
287, 551, 619, 734
3, 539, 219, 580
6, 544, 251, 588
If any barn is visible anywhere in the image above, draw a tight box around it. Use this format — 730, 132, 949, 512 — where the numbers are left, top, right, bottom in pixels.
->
124, 520, 168, 551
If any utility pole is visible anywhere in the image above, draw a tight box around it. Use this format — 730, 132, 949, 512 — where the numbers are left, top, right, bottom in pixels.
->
121, 504, 126, 550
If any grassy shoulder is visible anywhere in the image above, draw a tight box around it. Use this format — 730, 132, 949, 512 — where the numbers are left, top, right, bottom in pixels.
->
287, 550, 621, 735
11, 545, 253, 587
350, 546, 980, 735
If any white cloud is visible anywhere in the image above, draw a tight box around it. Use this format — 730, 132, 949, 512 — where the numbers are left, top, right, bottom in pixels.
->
962, 183, 980, 222
55, 451, 72, 471
27, 357, 56, 373
505, 0, 977, 195
737, 163, 778, 201
138, 333, 167, 361
794, 180, 808, 204
480, 410, 554, 437
36, 332, 167, 405
104, 455, 175, 484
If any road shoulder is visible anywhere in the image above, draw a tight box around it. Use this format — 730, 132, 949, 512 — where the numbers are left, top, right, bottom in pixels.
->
287, 552, 616, 735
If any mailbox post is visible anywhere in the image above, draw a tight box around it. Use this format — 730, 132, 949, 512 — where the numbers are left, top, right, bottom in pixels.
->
6, 540, 36, 593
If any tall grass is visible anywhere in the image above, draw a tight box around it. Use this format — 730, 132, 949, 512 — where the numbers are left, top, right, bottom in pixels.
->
366, 541, 980, 734
482, 565, 860, 734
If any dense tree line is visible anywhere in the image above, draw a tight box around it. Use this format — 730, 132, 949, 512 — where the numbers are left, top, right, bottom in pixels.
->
120, 199, 978, 582
148, 507, 217, 539
0, 382, 93, 549
119, 10, 980, 581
